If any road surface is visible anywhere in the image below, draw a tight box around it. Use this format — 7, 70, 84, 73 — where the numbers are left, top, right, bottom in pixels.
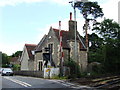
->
1, 75, 91, 90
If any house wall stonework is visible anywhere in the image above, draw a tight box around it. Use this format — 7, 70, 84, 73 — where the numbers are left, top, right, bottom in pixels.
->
47, 28, 60, 67
28, 60, 34, 71
69, 41, 79, 60
21, 46, 29, 70
79, 51, 88, 72
68, 40, 87, 72
63, 49, 69, 62
34, 52, 43, 71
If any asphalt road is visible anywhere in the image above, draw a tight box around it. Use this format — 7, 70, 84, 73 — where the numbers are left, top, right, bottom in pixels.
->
2, 75, 65, 88
1, 75, 91, 90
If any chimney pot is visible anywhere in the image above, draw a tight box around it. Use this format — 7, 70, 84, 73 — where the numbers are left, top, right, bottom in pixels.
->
59, 21, 61, 26
70, 12, 72, 20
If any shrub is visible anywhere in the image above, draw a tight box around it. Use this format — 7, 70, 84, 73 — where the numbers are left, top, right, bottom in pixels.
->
64, 58, 81, 78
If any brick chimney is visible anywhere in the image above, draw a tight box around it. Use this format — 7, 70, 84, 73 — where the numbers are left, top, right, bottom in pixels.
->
70, 12, 72, 20
68, 12, 77, 38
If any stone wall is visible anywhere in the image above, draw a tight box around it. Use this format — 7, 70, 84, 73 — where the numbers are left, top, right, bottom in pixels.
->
14, 71, 44, 78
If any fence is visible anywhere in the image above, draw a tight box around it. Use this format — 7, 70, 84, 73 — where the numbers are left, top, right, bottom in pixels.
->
14, 71, 44, 78
14, 67, 70, 78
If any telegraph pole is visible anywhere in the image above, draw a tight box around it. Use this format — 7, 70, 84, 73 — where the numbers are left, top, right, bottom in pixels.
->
74, 1, 77, 63
69, 0, 77, 64
85, 20, 89, 52
69, 0, 78, 76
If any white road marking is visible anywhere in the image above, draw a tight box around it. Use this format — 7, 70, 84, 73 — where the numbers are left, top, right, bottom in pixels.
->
4, 77, 32, 87
48, 79, 91, 89
5, 76, 91, 89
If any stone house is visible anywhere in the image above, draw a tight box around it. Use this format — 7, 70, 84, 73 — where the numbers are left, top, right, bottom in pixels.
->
34, 13, 88, 72
20, 44, 37, 71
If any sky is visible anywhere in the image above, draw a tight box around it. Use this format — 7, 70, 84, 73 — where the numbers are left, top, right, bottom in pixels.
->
0, 0, 119, 55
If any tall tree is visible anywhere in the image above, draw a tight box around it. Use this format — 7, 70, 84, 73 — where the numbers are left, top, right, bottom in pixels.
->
75, 1, 104, 48
75, 1, 104, 20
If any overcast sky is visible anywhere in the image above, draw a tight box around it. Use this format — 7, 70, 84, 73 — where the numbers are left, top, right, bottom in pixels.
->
0, 0, 119, 55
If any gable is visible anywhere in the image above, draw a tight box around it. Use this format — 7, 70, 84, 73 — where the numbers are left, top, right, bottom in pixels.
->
20, 46, 29, 63
35, 35, 47, 52
35, 27, 60, 52
25, 44, 36, 60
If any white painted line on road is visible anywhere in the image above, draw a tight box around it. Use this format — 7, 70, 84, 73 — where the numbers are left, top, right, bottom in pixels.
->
48, 79, 76, 87
12, 79, 32, 87
48, 79, 91, 89
4, 77, 28, 87
4, 77, 32, 87
65, 82, 77, 86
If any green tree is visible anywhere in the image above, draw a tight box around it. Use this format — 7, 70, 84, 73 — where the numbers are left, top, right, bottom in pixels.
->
93, 19, 119, 40
75, 1, 104, 47
88, 33, 104, 63
88, 33, 103, 50
2, 53, 10, 67
92, 19, 120, 73
12, 51, 22, 57
75, 1, 104, 20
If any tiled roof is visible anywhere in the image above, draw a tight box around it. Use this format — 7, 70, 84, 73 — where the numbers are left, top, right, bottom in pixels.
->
10, 57, 19, 62
53, 28, 71, 49
53, 28, 86, 49
25, 44, 37, 60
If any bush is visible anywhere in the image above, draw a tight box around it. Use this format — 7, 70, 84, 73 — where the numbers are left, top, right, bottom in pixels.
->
64, 58, 81, 78
13, 64, 20, 71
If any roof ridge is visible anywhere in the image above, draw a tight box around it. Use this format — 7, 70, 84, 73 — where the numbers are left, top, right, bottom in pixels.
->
35, 34, 47, 51
25, 44, 37, 46
53, 28, 69, 32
